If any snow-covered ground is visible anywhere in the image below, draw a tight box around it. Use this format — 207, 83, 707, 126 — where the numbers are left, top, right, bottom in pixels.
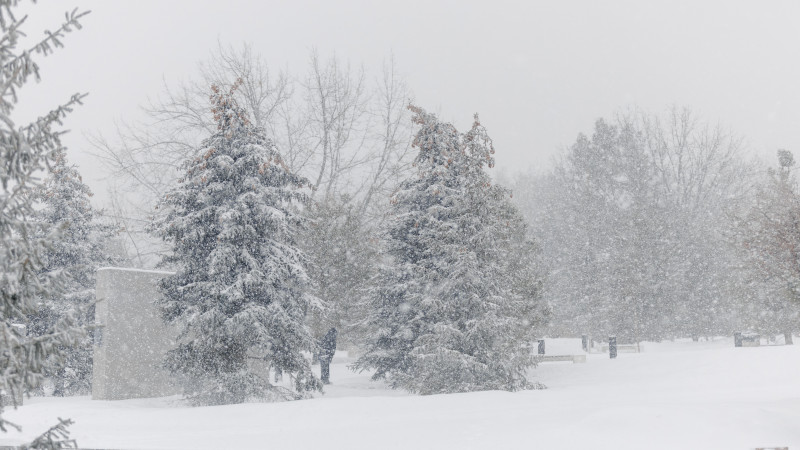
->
2, 337, 799, 449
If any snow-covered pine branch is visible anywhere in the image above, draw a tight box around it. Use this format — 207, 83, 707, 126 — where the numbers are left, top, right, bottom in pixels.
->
0, 1, 89, 437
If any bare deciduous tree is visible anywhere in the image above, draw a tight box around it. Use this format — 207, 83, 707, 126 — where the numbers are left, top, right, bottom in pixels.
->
303, 49, 369, 200
91, 45, 413, 266
90, 45, 292, 266
357, 55, 414, 223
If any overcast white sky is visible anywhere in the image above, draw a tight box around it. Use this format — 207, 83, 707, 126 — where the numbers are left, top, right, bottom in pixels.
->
14, 0, 800, 206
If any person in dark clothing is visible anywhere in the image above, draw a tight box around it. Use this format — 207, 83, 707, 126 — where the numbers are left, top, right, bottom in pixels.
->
319, 327, 337, 384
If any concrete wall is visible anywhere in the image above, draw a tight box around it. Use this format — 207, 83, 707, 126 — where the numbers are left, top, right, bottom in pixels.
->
93, 267, 179, 400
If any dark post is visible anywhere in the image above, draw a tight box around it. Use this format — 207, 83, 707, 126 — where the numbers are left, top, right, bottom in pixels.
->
734, 332, 742, 348
581, 334, 589, 352
538, 339, 545, 355
609, 336, 617, 359
784, 332, 793, 345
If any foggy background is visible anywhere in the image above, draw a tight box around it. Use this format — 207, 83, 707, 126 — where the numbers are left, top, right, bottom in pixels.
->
15, 0, 800, 206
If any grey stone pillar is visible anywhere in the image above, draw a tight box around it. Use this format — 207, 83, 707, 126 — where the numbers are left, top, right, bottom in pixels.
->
93, 267, 179, 400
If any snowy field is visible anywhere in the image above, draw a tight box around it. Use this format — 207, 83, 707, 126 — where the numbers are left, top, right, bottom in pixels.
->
2, 337, 799, 450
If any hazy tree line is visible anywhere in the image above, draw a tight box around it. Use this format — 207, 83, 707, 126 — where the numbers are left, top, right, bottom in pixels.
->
505, 108, 800, 343
3, 5, 800, 441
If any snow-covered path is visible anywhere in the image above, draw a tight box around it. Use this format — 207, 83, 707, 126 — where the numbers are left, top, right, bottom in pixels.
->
3, 338, 799, 449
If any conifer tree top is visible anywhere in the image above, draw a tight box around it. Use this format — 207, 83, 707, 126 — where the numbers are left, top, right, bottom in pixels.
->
408, 105, 496, 175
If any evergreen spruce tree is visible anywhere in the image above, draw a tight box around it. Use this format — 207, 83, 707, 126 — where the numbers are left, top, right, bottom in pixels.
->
0, 1, 89, 441
354, 106, 547, 394
152, 81, 321, 405
735, 150, 800, 334
28, 148, 119, 396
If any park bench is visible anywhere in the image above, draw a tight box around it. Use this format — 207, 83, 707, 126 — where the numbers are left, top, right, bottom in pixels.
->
536, 354, 586, 363
600, 343, 640, 353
